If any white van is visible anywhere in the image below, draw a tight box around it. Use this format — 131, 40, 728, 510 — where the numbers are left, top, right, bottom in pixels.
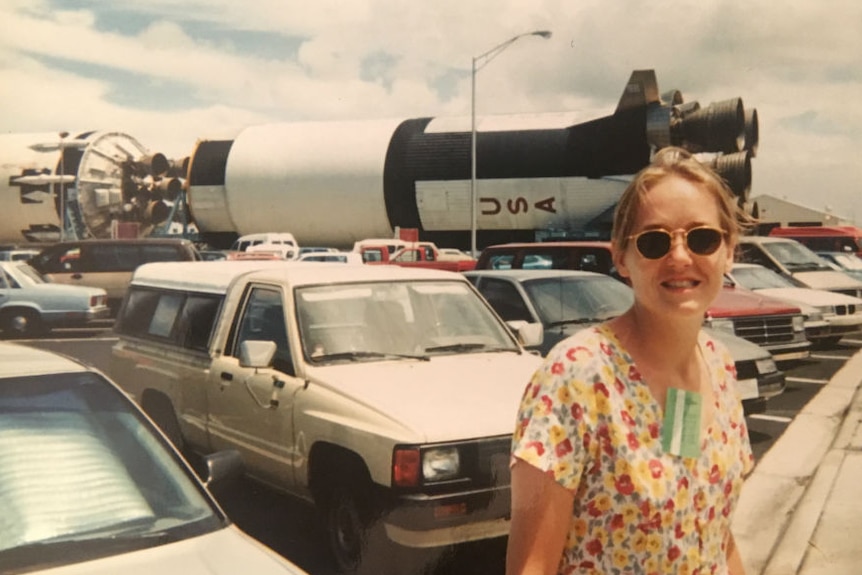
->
230, 233, 299, 260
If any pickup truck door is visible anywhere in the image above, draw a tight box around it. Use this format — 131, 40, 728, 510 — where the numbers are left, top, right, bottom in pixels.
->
206, 284, 304, 488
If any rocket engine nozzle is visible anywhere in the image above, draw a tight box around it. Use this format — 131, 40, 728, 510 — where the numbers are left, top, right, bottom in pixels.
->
697, 150, 752, 202
673, 98, 746, 154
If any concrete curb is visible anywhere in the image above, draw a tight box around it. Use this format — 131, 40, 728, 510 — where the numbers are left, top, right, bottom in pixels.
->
731, 349, 862, 575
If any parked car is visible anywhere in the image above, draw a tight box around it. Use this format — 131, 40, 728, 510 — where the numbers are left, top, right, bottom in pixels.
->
28, 238, 201, 314
464, 269, 784, 414
0, 342, 308, 575
0, 248, 39, 262
476, 241, 812, 363
109, 261, 544, 572
230, 232, 300, 259
768, 225, 862, 256
726, 263, 862, 346
816, 251, 862, 283
198, 249, 228, 261
736, 236, 862, 297
298, 247, 341, 257
298, 251, 364, 264
0, 261, 109, 337
437, 248, 477, 263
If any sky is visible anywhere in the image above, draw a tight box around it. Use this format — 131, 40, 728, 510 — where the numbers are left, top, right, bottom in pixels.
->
1, 0, 860, 223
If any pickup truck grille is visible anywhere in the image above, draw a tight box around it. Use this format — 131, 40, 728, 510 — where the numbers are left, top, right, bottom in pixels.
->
460, 436, 512, 488
732, 315, 797, 346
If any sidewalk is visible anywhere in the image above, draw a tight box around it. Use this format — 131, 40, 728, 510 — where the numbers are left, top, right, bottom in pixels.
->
732, 348, 862, 575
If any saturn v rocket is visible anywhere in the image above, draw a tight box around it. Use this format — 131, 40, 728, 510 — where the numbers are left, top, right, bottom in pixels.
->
0, 69, 758, 250
0, 130, 185, 245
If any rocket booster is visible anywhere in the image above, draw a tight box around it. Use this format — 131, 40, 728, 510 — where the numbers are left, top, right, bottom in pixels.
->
0, 70, 757, 250
187, 70, 758, 250
0, 130, 183, 244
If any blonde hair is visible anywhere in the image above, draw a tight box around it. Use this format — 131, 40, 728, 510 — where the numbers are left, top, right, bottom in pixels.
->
611, 147, 754, 252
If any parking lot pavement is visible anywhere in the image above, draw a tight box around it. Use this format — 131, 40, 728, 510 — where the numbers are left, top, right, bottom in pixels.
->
732, 348, 862, 575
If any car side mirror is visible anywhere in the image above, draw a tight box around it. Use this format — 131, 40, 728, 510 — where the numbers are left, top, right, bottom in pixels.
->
201, 449, 244, 494
507, 320, 544, 348
239, 340, 277, 368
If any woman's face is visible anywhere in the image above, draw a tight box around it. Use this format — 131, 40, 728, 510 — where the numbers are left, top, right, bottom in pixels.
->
613, 175, 734, 321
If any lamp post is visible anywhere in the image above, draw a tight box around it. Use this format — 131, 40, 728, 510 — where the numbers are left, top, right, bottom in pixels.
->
470, 29, 551, 256
58, 131, 69, 241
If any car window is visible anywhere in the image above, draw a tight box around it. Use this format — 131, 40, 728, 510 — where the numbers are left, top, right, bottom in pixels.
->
0, 371, 220, 570
738, 244, 774, 269
476, 279, 533, 322
115, 288, 222, 352
141, 245, 186, 263
487, 254, 514, 269
232, 287, 293, 374
86, 244, 139, 272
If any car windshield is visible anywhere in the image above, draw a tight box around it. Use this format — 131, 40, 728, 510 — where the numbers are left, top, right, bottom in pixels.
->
830, 253, 862, 271
0, 371, 222, 572
732, 266, 796, 289
763, 241, 832, 271
296, 280, 519, 363
12, 263, 47, 285
524, 276, 633, 326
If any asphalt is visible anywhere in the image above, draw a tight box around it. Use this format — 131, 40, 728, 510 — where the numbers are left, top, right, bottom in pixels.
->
731, 347, 862, 575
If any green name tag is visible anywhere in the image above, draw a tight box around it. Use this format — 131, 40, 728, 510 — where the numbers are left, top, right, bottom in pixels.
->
661, 387, 702, 458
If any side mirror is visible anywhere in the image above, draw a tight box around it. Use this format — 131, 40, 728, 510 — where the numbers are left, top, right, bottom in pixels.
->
507, 320, 544, 348
201, 449, 243, 492
239, 340, 277, 368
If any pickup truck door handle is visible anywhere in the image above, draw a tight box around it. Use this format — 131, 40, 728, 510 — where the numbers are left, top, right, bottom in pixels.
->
71, 273, 83, 280
220, 372, 233, 382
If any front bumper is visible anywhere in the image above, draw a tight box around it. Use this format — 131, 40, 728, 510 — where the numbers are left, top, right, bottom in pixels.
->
382, 484, 511, 548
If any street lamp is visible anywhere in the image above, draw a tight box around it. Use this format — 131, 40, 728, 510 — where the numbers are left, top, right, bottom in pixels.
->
58, 131, 69, 241
470, 29, 551, 256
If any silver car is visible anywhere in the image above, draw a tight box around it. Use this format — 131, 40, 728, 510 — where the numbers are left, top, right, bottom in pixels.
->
464, 269, 785, 414
0, 261, 110, 337
0, 342, 309, 575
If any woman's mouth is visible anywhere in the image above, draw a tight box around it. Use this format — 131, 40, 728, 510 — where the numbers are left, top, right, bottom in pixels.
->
662, 279, 700, 289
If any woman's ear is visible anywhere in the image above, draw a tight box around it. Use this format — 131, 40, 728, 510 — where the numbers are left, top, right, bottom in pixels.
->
611, 242, 631, 279
723, 240, 736, 274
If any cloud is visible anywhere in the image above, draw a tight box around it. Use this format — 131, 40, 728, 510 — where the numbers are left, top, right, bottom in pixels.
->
1, 0, 860, 219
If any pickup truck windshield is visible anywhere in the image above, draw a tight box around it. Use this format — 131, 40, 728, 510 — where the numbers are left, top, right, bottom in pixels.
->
296, 280, 519, 362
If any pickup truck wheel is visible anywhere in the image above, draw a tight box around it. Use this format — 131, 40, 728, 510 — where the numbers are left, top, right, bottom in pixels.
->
1, 309, 43, 338
325, 481, 387, 575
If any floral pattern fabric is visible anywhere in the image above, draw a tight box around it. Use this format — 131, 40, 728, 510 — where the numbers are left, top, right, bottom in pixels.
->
512, 324, 754, 575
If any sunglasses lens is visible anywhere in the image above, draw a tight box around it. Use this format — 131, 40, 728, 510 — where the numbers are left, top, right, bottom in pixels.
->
636, 231, 671, 259
687, 228, 723, 255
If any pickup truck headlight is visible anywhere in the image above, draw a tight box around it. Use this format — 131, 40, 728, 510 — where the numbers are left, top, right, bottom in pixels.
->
423, 447, 460, 482
392, 445, 461, 487
792, 315, 805, 332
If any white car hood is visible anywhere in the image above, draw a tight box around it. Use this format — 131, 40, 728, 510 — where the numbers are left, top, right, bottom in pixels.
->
40, 526, 306, 575
792, 270, 862, 291
753, 287, 862, 306
308, 352, 543, 443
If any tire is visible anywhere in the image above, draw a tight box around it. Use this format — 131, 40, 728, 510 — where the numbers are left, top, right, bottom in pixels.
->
324, 478, 390, 575
1, 308, 43, 338
141, 392, 186, 453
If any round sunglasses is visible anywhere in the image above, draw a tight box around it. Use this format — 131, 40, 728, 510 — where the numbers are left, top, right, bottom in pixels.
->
627, 226, 726, 259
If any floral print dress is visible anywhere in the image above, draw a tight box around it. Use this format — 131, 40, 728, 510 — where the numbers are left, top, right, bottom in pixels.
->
512, 324, 754, 575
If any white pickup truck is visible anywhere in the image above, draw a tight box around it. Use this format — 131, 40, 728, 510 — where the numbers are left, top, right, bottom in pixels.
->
109, 260, 543, 574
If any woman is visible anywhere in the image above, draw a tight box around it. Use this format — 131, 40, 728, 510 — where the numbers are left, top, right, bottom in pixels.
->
506, 147, 754, 575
